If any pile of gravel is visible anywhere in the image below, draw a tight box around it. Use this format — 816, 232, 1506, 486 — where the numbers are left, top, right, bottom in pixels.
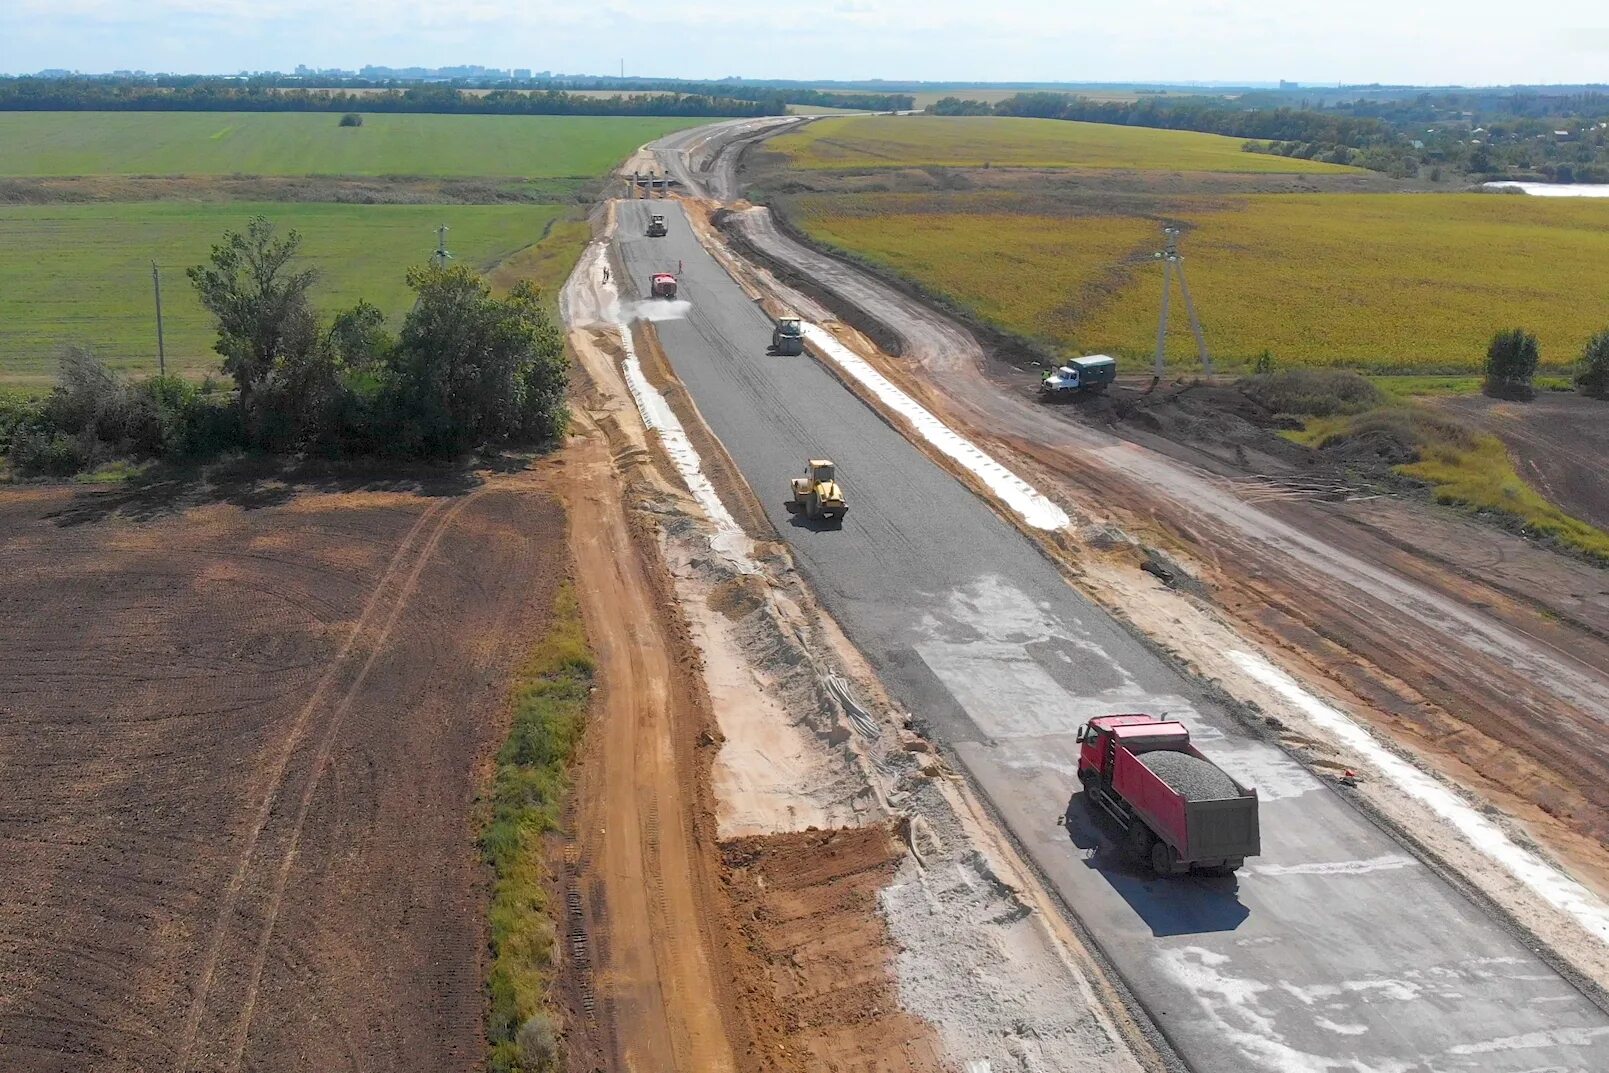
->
1138, 750, 1239, 801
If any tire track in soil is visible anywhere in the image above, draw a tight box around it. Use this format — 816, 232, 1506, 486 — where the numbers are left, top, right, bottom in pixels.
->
176, 493, 478, 1073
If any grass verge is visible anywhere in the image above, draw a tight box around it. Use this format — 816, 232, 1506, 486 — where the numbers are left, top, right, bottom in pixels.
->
482, 582, 594, 1073
1289, 406, 1609, 563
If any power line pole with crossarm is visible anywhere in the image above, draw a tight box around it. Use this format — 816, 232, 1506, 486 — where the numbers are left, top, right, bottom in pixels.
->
1152, 226, 1212, 379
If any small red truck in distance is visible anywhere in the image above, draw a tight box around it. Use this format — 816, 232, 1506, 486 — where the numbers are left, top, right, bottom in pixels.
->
1077, 714, 1260, 876
650, 272, 678, 300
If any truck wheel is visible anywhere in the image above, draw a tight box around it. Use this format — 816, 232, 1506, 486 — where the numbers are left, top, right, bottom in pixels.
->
1150, 841, 1181, 876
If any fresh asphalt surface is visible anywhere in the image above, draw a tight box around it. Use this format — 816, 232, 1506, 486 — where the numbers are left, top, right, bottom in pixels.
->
615, 199, 1609, 1072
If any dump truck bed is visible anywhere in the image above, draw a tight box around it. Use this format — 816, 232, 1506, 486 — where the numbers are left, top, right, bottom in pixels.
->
1113, 744, 1259, 861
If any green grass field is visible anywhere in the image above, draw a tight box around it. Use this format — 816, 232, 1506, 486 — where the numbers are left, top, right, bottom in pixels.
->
0, 111, 710, 179
0, 201, 570, 388
770, 114, 1357, 173
790, 191, 1609, 372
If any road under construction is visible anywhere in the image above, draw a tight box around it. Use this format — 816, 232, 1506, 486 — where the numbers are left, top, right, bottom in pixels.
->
595, 143, 1609, 1070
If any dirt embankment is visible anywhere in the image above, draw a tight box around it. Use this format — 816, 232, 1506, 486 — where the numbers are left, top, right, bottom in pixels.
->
0, 471, 565, 1073
1433, 391, 1609, 534
720, 827, 945, 1071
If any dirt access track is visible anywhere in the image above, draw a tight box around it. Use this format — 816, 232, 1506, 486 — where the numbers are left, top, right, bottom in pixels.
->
0, 470, 564, 1073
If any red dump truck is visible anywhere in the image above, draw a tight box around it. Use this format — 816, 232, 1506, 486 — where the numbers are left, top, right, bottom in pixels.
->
650, 272, 678, 300
1076, 714, 1259, 876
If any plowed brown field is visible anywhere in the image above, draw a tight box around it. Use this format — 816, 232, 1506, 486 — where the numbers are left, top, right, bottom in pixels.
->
0, 475, 565, 1073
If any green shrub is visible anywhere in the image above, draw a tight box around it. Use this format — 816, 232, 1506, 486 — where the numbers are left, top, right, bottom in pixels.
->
1577, 329, 1609, 400
0, 390, 47, 454
1484, 327, 1540, 398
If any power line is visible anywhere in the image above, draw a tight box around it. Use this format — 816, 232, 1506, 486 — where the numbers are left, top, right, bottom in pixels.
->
1152, 226, 1212, 379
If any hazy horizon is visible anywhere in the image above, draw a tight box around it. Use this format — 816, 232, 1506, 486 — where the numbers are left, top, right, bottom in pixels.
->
4, 1, 1609, 87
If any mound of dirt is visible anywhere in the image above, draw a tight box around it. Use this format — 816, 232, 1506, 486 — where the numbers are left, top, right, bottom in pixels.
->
720, 826, 944, 1072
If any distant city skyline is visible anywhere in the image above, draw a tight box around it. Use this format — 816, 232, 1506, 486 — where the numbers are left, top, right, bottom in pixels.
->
4, 1, 1609, 85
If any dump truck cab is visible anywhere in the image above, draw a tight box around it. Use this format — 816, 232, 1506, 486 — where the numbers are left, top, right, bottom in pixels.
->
1077, 714, 1189, 779
646, 213, 668, 237
788, 458, 847, 524
650, 272, 678, 299
1041, 354, 1118, 397
771, 316, 804, 356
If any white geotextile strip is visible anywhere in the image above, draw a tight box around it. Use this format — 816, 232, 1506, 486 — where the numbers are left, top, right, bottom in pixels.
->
800, 323, 1070, 531
588, 245, 756, 571
1231, 649, 1609, 945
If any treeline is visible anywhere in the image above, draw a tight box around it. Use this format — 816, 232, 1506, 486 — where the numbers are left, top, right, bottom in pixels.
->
509, 78, 912, 112
1, 218, 568, 478
928, 91, 1609, 179
0, 75, 913, 115
989, 93, 1394, 149
0, 78, 779, 118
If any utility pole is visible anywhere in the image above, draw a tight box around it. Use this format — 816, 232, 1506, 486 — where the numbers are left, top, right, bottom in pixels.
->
151, 261, 167, 378
431, 224, 452, 267
1152, 226, 1212, 379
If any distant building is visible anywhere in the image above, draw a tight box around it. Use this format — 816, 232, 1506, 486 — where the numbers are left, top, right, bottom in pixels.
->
513, 68, 532, 79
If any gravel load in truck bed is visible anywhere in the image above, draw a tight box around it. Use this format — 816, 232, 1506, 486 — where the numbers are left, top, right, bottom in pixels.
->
1138, 750, 1240, 801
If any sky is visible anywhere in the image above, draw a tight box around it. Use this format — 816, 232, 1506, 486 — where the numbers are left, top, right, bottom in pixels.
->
4, 0, 1609, 86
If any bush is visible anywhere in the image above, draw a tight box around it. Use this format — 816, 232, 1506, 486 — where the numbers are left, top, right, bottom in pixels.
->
339, 112, 363, 127
1577, 329, 1609, 400
1483, 327, 1540, 399
0, 390, 47, 455
1240, 368, 1385, 416
2, 350, 248, 477
516, 1013, 560, 1071
7, 426, 97, 478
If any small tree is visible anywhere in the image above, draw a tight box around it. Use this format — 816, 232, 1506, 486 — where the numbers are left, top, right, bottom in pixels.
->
1578, 329, 1609, 400
187, 217, 320, 428
339, 112, 363, 127
1483, 328, 1540, 399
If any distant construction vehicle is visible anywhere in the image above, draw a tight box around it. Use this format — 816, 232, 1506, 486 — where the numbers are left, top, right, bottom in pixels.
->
1040, 354, 1117, 397
786, 459, 847, 524
771, 316, 804, 356
646, 213, 668, 237
1076, 713, 1259, 876
650, 272, 678, 299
